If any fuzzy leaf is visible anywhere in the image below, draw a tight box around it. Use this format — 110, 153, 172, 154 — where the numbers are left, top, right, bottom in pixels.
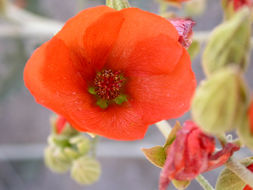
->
142, 146, 166, 168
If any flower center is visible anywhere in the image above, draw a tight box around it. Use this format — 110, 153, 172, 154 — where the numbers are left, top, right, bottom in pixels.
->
93, 69, 124, 100
88, 69, 127, 109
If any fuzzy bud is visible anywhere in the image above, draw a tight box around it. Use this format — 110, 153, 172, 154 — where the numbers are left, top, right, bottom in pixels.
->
237, 114, 253, 150
71, 156, 101, 185
106, 0, 130, 10
192, 67, 249, 135
44, 146, 71, 173
202, 7, 251, 76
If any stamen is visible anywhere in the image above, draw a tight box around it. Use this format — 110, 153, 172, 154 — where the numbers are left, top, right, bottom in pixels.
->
93, 69, 125, 100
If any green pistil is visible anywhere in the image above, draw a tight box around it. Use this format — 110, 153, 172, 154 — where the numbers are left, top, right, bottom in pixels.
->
114, 94, 127, 105
88, 87, 96, 95
96, 99, 108, 109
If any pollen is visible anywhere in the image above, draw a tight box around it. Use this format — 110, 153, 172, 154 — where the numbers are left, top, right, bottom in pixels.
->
93, 69, 125, 100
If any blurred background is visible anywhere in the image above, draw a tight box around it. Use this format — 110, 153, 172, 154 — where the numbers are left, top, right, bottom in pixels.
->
0, 0, 252, 189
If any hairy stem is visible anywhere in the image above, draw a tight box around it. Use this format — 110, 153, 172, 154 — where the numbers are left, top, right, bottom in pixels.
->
196, 175, 215, 190
226, 157, 253, 187
91, 135, 99, 158
156, 120, 172, 138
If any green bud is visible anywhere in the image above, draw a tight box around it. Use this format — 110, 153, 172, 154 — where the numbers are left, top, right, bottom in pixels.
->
237, 115, 253, 150
47, 134, 71, 148
64, 147, 80, 160
202, 7, 251, 76
184, 0, 206, 16
44, 146, 71, 173
172, 180, 191, 190
187, 40, 200, 61
106, 0, 130, 10
71, 156, 101, 185
70, 135, 91, 156
192, 67, 249, 135
0, 0, 6, 16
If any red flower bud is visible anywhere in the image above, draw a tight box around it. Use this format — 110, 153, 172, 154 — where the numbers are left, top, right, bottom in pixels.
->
164, 0, 189, 5
159, 121, 239, 190
170, 18, 195, 48
56, 115, 68, 134
243, 164, 253, 190
227, 0, 253, 11
249, 100, 253, 134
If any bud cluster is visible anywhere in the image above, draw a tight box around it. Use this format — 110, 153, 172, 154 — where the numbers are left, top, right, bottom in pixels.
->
44, 115, 101, 185
191, 5, 252, 149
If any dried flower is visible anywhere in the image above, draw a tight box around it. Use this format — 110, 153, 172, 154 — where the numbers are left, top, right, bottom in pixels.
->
24, 6, 196, 140
170, 18, 195, 48
159, 121, 239, 190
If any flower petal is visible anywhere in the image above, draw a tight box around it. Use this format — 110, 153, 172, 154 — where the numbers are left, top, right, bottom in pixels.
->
69, 102, 149, 140
24, 37, 90, 131
56, 6, 116, 50
127, 48, 196, 124
109, 34, 183, 75
106, 8, 179, 70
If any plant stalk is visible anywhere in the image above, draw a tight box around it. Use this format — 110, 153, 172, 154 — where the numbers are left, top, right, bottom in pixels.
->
195, 175, 215, 190
226, 157, 253, 187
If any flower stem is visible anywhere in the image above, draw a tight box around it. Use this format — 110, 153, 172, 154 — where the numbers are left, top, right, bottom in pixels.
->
156, 120, 172, 138
91, 135, 99, 158
195, 175, 215, 190
226, 157, 253, 187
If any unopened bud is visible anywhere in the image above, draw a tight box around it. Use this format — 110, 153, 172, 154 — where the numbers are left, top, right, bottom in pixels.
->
71, 156, 101, 185
192, 67, 249, 135
69, 135, 91, 156
106, 0, 130, 10
50, 115, 78, 137
237, 114, 253, 150
44, 146, 71, 173
184, 0, 206, 16
202, 7, 251, 76
0, 0, 6, 16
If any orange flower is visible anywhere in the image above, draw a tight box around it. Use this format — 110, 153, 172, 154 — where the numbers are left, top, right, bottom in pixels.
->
249, 100, 253, 134
24, 6, 196, 140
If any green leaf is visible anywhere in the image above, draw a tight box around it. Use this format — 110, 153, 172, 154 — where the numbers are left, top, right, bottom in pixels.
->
172, 179, 191, 190
142, 146, 166, 168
